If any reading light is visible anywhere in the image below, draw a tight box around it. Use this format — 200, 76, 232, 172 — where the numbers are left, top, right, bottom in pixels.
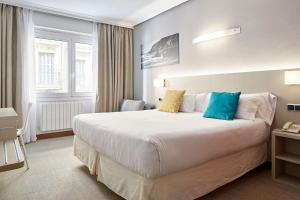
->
192, 27, 241, 44
285, 71, 300, 85
153, 78, 165, 87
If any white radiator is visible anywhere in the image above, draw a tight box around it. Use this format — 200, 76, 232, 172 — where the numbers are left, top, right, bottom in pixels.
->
39, 102, 84, 132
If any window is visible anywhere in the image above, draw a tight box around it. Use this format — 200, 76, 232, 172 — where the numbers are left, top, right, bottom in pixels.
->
35, 38, 68, 93
75, 43, 93, 92
34, 29, 94, 97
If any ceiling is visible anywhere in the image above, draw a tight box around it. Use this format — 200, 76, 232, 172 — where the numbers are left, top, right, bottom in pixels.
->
1, 0, 190, 27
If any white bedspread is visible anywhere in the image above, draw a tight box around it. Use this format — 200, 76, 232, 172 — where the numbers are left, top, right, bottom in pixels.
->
73, 110, 269, 178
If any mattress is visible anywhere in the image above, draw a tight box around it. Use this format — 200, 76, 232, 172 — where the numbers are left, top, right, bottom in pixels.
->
73, 110, 269, 178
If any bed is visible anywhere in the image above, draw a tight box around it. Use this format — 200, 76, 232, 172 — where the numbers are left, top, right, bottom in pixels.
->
73, 91, 276, 200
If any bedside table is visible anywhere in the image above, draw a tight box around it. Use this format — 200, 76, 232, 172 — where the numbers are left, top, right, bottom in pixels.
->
272, 129, 300, 188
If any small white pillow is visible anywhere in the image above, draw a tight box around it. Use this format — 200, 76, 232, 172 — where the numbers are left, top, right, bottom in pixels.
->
236, 96, 260, 120
241, 93, 277, 125
194, 93, 208, 112
180, 95, 196, 113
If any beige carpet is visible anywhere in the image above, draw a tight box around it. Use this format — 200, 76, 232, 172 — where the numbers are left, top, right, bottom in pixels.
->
0, 136, 299, 200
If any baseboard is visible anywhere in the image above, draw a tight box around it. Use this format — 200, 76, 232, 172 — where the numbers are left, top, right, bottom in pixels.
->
37, 130, 74, 140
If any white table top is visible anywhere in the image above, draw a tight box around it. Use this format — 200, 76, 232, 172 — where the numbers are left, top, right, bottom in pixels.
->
0, 108, 18, 118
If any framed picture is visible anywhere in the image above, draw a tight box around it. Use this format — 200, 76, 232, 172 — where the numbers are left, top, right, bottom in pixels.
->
141, 33, 179, 69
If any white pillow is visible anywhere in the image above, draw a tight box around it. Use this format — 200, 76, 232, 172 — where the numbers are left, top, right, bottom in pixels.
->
180, 95, 196, 113
237, 93, 277, 125
236, 96, 260, 120
194, 93, 208, 112
200, 93, 212, 112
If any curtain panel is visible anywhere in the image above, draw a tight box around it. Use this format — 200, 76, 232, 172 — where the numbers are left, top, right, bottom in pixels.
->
0, 4, 36, 143
96, 23, 133, 112
21, 9, 36, 143
0, 4, 23, 114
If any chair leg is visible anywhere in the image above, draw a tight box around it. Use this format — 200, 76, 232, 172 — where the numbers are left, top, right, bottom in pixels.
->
18, 135, 29, 170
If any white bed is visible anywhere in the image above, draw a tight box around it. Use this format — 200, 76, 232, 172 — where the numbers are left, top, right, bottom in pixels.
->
73, 110, 269, 179
74, 136, 267, 200
73, 109, 272, 200
73, 91, 277, 200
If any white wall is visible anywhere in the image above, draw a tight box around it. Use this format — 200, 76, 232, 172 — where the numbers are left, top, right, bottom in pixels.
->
133, 0, 300, 102
33, 11, 94, 34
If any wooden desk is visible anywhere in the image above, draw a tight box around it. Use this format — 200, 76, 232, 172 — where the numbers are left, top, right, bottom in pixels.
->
0, 108, 24, 172
0, 108, 18, 140
0, 107, 18, 117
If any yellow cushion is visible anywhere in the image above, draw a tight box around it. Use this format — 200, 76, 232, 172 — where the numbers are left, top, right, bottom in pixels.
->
159, 90, 186, 113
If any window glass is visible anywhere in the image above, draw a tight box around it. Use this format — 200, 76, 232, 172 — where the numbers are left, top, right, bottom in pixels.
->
35, 38, 68, 93
75, 43, 93, 92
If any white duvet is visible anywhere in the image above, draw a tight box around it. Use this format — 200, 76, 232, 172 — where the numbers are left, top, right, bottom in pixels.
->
73, 110, 269, 178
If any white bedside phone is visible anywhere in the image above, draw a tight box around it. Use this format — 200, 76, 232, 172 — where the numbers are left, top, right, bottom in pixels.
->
282, 122, 300, 134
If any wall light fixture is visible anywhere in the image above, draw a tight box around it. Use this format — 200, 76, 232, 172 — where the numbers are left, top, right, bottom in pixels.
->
192, 27, 241, 44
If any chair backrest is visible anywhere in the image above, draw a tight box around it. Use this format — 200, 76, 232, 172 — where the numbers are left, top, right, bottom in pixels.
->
21, 103, 33, 134
120, 99, 145, 112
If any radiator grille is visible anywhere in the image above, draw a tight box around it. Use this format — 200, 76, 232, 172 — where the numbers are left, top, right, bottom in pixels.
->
39, 102, 84, 132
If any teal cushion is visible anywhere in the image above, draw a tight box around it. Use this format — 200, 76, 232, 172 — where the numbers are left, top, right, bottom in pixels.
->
204, 92, 241, 120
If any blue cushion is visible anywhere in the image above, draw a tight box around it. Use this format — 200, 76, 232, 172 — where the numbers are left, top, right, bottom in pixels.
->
204, 92, 241, 120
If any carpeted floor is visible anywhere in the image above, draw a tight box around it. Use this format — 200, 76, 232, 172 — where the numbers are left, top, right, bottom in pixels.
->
0, 136, 299, 200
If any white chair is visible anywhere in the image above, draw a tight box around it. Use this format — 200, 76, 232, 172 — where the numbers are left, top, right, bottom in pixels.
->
17, 103, 32, 169
120, 99, 145, 111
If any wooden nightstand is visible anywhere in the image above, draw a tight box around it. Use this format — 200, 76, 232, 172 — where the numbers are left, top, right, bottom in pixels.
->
272, 129, 300, 188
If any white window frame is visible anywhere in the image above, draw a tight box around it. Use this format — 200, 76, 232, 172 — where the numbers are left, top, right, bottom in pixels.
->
35, 28, 95, 98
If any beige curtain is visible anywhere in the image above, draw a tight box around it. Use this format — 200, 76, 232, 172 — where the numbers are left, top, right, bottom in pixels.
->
96, 23, 133, 112
0, 4, 23, 114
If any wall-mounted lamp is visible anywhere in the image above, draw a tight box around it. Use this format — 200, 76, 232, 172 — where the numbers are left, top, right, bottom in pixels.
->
192, 27, 241, 44
285, 71, 300, 85
153, 78, 165, 87
285, 71, 300, 112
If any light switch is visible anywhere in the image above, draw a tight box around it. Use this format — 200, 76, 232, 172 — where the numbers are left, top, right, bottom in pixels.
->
287, 104, 300, 111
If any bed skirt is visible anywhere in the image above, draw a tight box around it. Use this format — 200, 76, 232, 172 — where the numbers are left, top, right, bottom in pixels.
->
74, 136, 267, 200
